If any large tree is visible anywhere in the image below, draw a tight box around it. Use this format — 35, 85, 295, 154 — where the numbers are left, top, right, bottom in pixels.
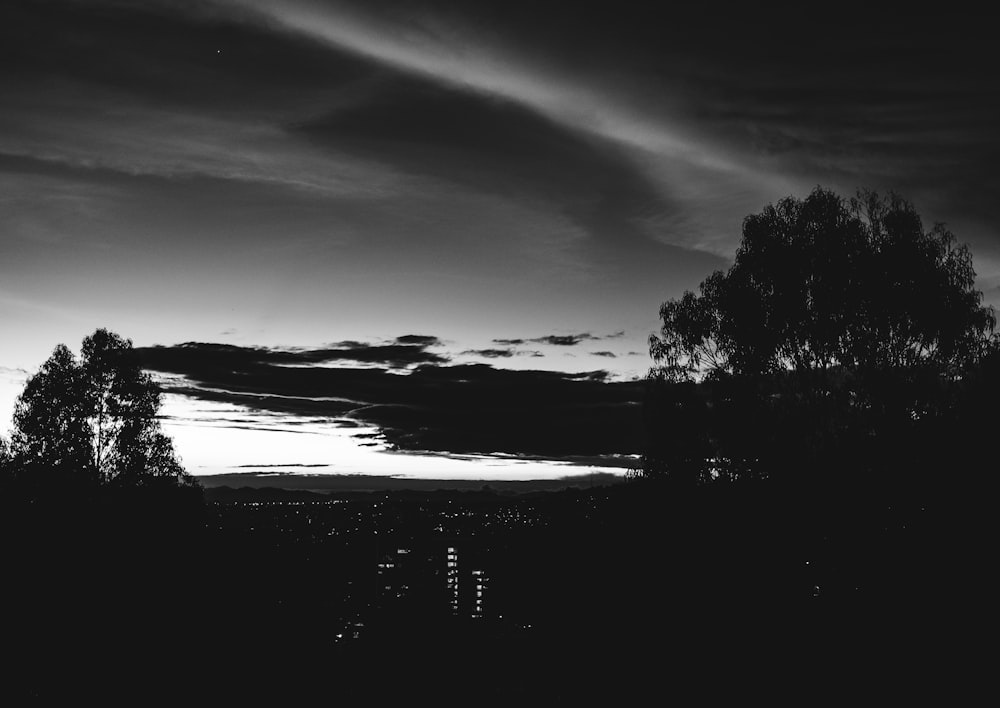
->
9, 329, 187, 492
644, 188, 997, 484
10, 343, 96, 491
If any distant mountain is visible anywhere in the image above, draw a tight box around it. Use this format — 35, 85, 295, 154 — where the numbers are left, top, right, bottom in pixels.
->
202, 486, 332, 503
200, 473, 627, 503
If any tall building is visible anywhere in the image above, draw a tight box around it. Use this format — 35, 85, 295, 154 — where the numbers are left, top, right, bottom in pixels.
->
446, 545, 460, 615
444, 542, 492, 619
372, 538, 496, 620
470, 569, 489, 620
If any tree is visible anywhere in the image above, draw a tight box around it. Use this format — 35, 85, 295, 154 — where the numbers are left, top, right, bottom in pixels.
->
9, 329, 188, 492
644, 187, 997, 484
651, 188, 995, 382
79, 328, 185, 484
11, 343, 97, 491
0, 434, 12, 490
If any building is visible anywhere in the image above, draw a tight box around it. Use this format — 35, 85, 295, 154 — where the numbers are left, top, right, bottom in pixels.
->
444, 541, 492, 619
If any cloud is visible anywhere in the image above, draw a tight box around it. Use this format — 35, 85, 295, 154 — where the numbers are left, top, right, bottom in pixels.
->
6, 0, 998, 271
137, 341, 644, 459
289, 76, 666, 211
214, 0, 799, 258
0, 0, 758, 302
286, 75, 709, 273
492, 331, 624, 347
393, 334, 442, 346
0, 106, 400, 199
151, 340, 448, 368
532, 334, 599, 346
223, 0, 745, 172
461, 349, 515, 358
591, 351, 617, 358
223, 0, 1000, 266
232, 463, 333, 468
0, 2, 409, 197
303, 342, 449, 366
0, 0, 375, 118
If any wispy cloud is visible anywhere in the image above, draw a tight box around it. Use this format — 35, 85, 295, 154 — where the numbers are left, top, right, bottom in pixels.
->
218, 0, 796, 256
533, 334, 599, 346
461, 348, 514, 359
493, 331, 624, 347
224, 1, 750, 170
211, 0, 1000, 268
0, 101, 402, 198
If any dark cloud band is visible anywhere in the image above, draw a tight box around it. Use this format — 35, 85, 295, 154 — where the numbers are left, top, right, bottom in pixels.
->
137, 341, 644, 460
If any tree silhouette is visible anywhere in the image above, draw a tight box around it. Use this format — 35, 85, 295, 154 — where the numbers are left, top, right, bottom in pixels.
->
79, 329, 185, 484
644, 187, 997, 484
9, 329, 187, 493
0, 434, 12, 490
11, 343, 96, 492
651, 188, 995, 382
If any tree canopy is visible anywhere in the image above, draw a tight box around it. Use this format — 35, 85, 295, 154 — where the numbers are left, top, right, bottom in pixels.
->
644, 187, 997, 485
8, 328, 188, 494
650, 188, 996, 383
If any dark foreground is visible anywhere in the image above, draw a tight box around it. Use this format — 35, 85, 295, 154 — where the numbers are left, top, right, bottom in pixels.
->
3, 479, 989, 704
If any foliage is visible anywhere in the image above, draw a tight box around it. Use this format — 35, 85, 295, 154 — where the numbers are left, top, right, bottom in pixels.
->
650, 188, 996, 382
644, 187, 997, 484
11, 343, 97, 491
0, 434, 12, 489
8, 328, 189, 493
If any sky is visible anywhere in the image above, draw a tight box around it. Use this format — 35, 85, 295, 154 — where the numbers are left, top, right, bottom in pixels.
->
2, 0, 999, 483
